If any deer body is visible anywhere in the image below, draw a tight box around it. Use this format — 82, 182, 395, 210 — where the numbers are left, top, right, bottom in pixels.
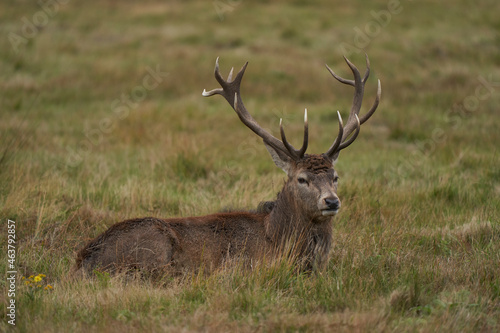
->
76, 213, 268, 275
75, 56, 381, 276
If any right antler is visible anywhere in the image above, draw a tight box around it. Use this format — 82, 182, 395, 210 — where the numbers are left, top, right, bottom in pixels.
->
325, 55, 381, 158
202, 57, 308, 161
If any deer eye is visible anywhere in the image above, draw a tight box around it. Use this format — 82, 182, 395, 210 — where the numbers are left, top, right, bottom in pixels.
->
334, 176, 340, 182
297, 177, 309, 185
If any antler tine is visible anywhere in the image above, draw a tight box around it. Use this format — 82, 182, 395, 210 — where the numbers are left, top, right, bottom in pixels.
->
299, 109, 309, 157
227, 67, 234, 82
325, 111, 344, 157
362, 54, 370, 83
202, 57, 223, 97
279, 119, 295, 157
279, 109, 309, 159
338, 114, 360, 150
359, 79, 381, 125
325, 64, 354, 86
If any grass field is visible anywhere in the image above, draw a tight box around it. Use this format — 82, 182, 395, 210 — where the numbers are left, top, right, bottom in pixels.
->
1, 0, 499, 331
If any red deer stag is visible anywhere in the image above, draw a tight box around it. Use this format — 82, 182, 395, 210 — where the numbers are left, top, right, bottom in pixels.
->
75, 55, 381, 275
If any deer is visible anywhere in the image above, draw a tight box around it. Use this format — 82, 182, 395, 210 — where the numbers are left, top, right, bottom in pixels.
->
74, 55, 381, 276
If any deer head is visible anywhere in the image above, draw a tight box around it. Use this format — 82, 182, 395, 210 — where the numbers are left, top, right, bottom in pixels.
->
203, 56, 381, 224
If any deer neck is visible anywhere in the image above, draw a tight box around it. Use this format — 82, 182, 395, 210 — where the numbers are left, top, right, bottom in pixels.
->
265, 185, 333, 265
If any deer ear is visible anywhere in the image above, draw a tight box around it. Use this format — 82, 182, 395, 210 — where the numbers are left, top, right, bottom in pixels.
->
264, 142, 292, 175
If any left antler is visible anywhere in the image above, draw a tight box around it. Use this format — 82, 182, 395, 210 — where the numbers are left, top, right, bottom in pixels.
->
202, 57, 308, 161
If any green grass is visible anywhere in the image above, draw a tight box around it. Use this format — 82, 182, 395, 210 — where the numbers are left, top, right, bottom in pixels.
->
1, 0, 499, 331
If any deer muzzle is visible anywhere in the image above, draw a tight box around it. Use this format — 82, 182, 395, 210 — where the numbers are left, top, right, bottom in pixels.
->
320, 197, 341, 216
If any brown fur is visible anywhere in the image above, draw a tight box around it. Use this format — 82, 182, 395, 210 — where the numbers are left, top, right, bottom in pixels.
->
296, 154, 333, 174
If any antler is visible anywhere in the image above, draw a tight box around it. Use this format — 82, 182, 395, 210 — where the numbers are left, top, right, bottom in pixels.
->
202, 57, 308, 160
325, 55, 381, 158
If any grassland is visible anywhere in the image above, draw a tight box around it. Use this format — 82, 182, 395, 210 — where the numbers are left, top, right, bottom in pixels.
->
1, 0, 499, 331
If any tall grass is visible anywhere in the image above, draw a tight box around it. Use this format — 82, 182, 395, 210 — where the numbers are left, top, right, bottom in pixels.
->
1, 0, 499, 331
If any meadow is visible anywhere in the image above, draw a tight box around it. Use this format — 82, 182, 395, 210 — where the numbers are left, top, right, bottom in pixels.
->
1, 0, 499, 331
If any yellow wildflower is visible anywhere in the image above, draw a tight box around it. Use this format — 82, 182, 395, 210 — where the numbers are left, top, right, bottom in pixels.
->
34, 276, 42, 282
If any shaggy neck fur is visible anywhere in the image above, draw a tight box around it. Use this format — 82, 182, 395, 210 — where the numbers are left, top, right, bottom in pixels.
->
265, 181, 333, 271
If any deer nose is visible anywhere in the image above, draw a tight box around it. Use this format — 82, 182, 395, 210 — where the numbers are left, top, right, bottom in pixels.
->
324, 198, 340, 211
